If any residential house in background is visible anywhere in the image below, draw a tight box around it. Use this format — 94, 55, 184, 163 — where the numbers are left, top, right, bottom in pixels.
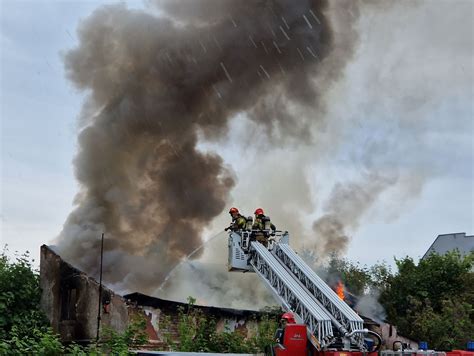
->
422, 232, 474, 259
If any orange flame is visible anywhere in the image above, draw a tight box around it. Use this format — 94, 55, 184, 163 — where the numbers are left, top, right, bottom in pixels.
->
336, 281, 345, 301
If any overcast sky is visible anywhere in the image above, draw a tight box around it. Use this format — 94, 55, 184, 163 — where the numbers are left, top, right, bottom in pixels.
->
1, 0, 473, 271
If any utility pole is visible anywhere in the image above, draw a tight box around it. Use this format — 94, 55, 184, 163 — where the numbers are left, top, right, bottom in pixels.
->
96, 233, 104, 343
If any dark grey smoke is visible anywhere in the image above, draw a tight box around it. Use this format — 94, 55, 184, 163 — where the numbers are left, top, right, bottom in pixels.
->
313, 174, 396, 256
56, 0, 355, 292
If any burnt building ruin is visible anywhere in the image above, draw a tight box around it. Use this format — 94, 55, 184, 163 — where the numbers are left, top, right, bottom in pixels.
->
40, 245, 270, 347
40, 245, 128, 342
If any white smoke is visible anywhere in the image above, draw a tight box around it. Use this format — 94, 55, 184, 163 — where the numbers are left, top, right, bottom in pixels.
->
355, 290, 387, 324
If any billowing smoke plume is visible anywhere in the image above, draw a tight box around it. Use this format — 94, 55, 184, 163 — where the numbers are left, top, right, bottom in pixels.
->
54, 0, 472, 307
313, 173, 396, 256
56, 0, 358, 292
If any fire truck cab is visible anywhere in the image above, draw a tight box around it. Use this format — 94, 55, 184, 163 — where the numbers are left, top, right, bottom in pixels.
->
271, 323, 308, 356
267, 322, 380, 356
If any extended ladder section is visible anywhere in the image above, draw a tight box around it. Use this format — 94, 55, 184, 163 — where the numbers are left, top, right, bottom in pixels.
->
250, 242, 334, 348
274, 243, 365, 347
228, 231, 372, 349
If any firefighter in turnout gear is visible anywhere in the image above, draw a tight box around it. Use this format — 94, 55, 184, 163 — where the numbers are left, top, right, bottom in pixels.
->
274, 312, 296, 344
252, 208, 276, 247
225, 207, 247, 232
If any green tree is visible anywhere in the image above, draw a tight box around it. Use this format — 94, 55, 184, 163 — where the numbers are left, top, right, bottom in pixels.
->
369, 262, 393, 290
380, 251, 474, 348
0, 248, 65, 355
0, 250, 48, 338
0, 326, 65, 355
411, 298, 473, 349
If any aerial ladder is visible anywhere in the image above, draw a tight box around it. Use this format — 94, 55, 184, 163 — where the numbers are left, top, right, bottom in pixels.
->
228, 228, 381, 353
